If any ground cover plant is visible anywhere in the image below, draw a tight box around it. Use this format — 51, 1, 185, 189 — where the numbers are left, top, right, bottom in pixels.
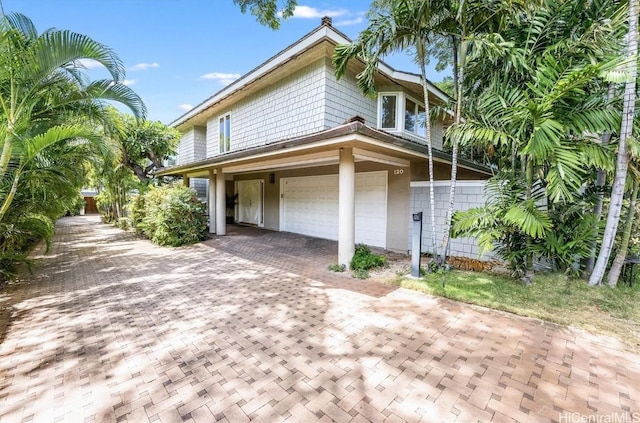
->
392, 269, 640, 351
350, 244, 387, 279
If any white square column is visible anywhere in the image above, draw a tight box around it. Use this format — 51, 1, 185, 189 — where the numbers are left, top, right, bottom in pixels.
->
215, 168, 226, 236
208, 170, 216, 234
338, 147, 355, 267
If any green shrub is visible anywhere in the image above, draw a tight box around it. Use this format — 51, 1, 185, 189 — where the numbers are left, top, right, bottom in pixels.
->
128, 193, 145, 232
136, 185, 207, 247
116, 217, 131, 230
65, 194, 86, 216
95, 191, 115, 222
352, 268, 370, 279
327, 263, 346, 272
0, 214, 54, 280
350, 244, 386, 278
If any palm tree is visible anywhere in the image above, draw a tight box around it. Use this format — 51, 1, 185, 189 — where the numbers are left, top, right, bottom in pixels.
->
450, 0, 625, 276
333, 0, 444, 260
589, 0, 638, 286
585, 83, 617, 275
436, 0, 525, 264
607, 175, 639, 286
0, 12, 146, 221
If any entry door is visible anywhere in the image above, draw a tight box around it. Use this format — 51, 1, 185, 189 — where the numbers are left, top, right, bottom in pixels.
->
237, 180, 263, 225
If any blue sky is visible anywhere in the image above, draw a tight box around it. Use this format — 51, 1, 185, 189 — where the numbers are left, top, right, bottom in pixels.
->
3, 1, 451, 124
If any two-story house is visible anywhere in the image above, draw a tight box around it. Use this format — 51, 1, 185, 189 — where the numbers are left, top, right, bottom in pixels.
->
159, 17, 490, 266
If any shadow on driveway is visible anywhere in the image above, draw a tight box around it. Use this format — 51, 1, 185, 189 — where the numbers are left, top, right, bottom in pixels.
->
0, 216, 638, 422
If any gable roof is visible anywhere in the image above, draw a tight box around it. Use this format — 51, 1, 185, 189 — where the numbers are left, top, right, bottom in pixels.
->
171, 18, 451, 130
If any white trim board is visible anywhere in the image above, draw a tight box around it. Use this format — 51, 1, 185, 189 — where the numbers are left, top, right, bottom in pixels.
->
410, 180, 487, 188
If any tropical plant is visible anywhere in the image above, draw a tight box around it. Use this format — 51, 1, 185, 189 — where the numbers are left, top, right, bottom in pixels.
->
449, 0, 626, 277
452, 175, 551, 277
135, 185, 208, 247
590, 0, 639, 286
106, 111, 181, 184
333, 0, 442, 259
233, 0, 297, 29
433, 0, 525, 264
607, 177, 639, 285
0, 13, 145, 220
350, 243, 387, 278
0, 12, 145, 280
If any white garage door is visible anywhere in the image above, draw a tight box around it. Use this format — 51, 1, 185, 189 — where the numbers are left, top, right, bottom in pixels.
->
280, 171, 387, 248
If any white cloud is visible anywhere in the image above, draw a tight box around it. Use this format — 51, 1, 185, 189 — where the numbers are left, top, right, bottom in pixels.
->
288, 5, 348, 18
123, 79, 136, 86
129, 62, 160, 71
334, 16, 363, 26
74, 58, 103, 69
178, 104, 193, 111
200, 72, 241, 85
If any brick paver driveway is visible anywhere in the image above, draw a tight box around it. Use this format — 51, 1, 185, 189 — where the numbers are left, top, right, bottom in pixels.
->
1, 216, 639, 423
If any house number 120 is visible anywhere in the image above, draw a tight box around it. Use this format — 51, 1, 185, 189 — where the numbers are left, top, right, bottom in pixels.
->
393, 169, 404, 175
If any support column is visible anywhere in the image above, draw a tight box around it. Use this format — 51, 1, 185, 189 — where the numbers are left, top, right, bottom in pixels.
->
183, 174, 190, 187
215, 168, 226, 236
338, 147, 355, 267
208, 170, 216, 234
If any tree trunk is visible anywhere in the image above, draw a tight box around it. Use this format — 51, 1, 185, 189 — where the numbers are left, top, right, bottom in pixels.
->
585, 83, 616, 275
418, 47, 439, 261
0, 169, 21, 223
589, 0, 638, 286
440, 38, 466, 263
607, 180, 638, 287
0, 133, 14, 180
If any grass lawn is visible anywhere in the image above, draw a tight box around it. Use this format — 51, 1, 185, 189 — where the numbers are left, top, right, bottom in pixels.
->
390, 270, 640, 351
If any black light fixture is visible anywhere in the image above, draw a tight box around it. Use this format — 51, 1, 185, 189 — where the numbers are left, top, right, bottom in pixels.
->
268, 173, 275, 184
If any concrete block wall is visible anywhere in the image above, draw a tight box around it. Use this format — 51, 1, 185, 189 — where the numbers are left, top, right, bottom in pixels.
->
409, 181, 489, 259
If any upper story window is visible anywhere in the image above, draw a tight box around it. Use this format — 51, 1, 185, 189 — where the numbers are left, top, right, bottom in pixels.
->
380, 94, 398, 130
404, 97, 426, 137
219, 113, 231, 153
378, 92, 426, 138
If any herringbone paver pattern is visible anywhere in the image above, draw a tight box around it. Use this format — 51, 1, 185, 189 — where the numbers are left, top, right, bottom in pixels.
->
0, 216, 638, 423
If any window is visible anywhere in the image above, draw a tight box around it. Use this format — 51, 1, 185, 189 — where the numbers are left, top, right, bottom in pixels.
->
416, 104, 426, 137
380, 95, 397, 129
219, 113, 231, 153
404, 98, 416, 132
378, 92, 427, 138
404, 96, 426, 137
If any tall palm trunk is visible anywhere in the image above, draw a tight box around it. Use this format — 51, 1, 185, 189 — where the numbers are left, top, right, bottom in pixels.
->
607, 180, 638, 286
589, 0, 638, 286
585, 83, 616, 275
418, 46, 438, 261
440, 38, 466, 263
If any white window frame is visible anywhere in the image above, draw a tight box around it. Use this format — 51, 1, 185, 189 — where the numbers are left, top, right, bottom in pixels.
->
377, 92, 427, 139
403, 94, 426, 137
377, 92, 401, 131
218, 112, 231, 153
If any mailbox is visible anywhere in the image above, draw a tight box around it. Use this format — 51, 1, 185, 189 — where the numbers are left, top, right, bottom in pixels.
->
411, 212, 423, 278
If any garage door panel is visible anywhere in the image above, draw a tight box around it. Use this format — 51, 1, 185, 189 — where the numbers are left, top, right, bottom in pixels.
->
281, 172, 387, 248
